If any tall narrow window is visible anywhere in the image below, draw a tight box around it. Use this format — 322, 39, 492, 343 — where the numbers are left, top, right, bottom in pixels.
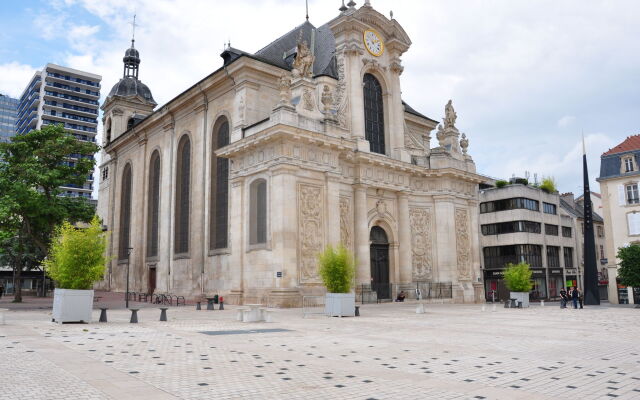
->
210, 118, 230, 250
626, 183, 639, 204
118, 164, 133, 260
363, 73, 385, 155
147, 151, 161, 258
250, 179, 267, 245
175, 135, 191, 254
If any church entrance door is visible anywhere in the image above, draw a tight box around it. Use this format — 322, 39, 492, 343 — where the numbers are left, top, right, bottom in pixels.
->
148, 267, 157, 295
370, 226, 390, 300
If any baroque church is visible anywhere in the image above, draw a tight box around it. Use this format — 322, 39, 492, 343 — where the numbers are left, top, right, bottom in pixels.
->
97, 1, 486, 306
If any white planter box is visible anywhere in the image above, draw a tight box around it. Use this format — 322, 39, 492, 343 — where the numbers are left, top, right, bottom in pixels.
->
52, 289, 94, 323
509, 291, 530, 308
325, 293, 355, 317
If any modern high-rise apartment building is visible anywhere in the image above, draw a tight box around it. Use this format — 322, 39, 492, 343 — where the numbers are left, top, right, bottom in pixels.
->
0, 93, 18, 142
15, 64, 102, 198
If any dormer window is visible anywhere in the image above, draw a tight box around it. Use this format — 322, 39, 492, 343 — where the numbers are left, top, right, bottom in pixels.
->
623, 155, 635, 173
127, 117, 135, 130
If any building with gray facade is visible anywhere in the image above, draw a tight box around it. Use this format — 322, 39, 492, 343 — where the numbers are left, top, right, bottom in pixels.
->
0, 93, 18, 142
15, 64, 101, 198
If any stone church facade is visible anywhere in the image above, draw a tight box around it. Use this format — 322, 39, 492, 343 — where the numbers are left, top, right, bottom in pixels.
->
97, 2, 485, 306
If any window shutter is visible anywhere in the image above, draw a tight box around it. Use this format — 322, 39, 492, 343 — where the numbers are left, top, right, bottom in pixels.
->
628, 213, 640, 235
618, 185, 626, 205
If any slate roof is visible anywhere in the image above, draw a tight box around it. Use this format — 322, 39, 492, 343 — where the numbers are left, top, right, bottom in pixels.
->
107, 76, 157, 106
403, 101, 438, 124
602, 135, 640, 156
560, 198, 604, 223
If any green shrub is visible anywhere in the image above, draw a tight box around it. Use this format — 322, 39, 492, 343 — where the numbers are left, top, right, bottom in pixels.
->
44, 216, 108, 290
503, 262, 533, 292
318, 244, 355, 293
617, 245, 640, 288
514, 178, 529, 185
539, 177, 557, 193
495, 180, 508, 188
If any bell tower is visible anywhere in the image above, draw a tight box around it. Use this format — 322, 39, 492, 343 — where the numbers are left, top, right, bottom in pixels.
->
101, 31, 157, 145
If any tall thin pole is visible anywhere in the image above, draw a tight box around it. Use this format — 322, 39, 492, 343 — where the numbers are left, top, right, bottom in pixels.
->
582, 135, 600, 305
306, 0, 309, 21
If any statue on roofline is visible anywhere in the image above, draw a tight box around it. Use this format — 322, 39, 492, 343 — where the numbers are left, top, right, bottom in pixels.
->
292, 35, 315, 79
444, 99, 457, 130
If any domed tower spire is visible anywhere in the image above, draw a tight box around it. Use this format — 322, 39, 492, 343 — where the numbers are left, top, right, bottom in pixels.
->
123, 15, 140, 79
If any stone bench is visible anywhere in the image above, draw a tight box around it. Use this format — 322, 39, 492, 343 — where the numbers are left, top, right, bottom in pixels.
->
236, 307, 250, 321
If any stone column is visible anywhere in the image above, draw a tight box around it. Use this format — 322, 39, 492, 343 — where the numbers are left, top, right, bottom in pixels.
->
434, 195, 457, 283
397, 192, 411, 283
326, 174, 341, 245
354, 185, 370, 285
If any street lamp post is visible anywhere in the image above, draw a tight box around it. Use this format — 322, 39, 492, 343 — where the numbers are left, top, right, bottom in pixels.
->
126, 247, 133, 309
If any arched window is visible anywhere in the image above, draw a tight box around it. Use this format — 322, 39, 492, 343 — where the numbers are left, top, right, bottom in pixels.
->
249, 179, 267, 245
210, 118, 230, 250
118, 164, 133, 260
146, 151, 161, 258
363, 73, 385, 155
105, 118, 111, 144
174, 135, 191, 254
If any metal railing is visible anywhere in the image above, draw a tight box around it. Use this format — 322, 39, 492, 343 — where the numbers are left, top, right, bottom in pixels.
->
302, 296, 325, 318
359, 282, 453, 304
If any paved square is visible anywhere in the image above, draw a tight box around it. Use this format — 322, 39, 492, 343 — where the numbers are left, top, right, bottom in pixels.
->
1, 302, 639, 399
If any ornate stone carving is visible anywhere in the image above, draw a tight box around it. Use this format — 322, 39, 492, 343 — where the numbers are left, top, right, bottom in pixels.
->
455, 208, 471, 280
375, 199, 387, 218
409, 208, 432, 281
321, 85, 333, 114
333, 54, 350, 129
460, 133, 469, 155
298, 184, 324, 283
339, 197, 352, 250
292, 34, 315, 79
278, 74, 292, 106
303, 89, 315, 111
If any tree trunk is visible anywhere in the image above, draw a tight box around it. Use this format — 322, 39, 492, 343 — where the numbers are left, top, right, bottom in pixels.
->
13, 263, 22, 303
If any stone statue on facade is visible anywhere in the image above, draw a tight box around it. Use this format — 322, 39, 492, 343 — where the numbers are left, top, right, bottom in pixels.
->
278, 73, 292, 106
321, 85, 333, 114
292, 38, 315, 79
444, 99, 457, 130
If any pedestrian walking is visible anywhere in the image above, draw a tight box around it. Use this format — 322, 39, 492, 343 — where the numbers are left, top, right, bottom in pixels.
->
559, 287, 568, 308
577, 288, 583, 309
570, 286, 579, 309
0, 283, 4, 298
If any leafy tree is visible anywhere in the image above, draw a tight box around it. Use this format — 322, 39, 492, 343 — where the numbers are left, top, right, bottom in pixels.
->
318, 244, 355, 293
503, 262, 533, 292
617, 245, 640, 288
0, 124, 98, 302
44, 216, 108, 290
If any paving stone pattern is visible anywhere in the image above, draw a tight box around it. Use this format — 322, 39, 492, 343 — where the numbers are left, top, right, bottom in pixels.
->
1, 302, 639, 399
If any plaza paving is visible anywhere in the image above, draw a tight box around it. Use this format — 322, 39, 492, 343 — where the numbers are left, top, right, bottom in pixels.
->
0, 300, 639, 400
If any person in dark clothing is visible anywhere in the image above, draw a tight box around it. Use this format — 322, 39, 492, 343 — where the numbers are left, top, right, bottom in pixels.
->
575, 287, 583, 309
0, 284, 4, 298
559, 287, 568, 308
570, 286, 579, 309
395, 291, 406, 302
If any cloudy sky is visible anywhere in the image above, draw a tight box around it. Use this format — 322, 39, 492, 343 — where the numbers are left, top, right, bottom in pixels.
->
1, 0, 639, 197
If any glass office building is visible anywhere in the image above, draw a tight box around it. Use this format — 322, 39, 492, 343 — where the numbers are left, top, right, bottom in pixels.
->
15, 64, 102, 198
0, 93, 18, 142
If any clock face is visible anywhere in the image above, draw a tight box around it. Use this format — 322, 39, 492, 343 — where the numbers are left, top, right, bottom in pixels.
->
364, 29, 384, 57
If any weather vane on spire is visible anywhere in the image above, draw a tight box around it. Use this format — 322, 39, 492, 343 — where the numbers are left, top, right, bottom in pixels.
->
130, 14, 138, 47
305, 0, 309, 21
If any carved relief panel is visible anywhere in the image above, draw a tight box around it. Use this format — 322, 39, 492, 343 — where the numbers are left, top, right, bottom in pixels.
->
455, 208, 471, 280
298, 184, 324, 284
409, 208, 433, 281
339, 196, 352, 251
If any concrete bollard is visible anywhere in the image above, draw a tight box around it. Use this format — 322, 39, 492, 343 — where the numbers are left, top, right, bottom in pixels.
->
416, 303, 425, 314
99, 308, 108, 323
540, 300, 544, 307
159, 307, 168, 321
129, 309, 139, 323
355, 305, 360, 316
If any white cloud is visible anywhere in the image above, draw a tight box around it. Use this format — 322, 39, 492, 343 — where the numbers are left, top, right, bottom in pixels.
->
557, 115, 576, 128
0, 62, 39, 98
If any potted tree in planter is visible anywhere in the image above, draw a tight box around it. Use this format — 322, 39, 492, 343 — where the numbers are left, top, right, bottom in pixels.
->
45, 216, 108, 323
318, 244, 356, 317
503, 262, 533, 307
